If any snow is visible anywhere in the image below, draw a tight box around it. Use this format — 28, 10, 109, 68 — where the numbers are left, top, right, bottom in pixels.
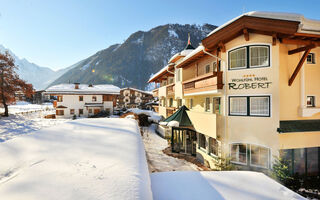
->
168, 29, 178, 38
0, 118, 152, 200
142, 124, 200, 172
128, 108, 162, 123
151, 171, 306, 200
46, 84, 120, 94
0, 111, 69, 142
167, 120, 179, 127
0, 102, 54, 115
159, 121, 167, 126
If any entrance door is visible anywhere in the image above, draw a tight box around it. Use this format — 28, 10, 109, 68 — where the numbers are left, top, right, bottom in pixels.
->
94, 109, 100, 114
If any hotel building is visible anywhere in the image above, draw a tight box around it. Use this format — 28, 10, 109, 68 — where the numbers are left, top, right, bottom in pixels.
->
149, 12, 320, 177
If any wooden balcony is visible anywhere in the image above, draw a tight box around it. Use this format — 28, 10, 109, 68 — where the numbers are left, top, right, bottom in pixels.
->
166, 107, 176, 117
183, 72, 223, 95
152, 88, 159, 97
166, 83, 175, 96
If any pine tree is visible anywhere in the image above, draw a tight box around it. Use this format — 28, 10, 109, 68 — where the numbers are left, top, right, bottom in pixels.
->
0, 51, 34, 116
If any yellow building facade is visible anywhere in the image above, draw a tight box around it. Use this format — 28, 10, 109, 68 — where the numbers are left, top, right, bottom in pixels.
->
149, 12, 320, 175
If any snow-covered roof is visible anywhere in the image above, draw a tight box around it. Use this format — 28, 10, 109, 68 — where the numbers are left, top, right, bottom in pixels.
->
148, 65, 170, 82
45, 84, 120, 94
121, 87, 152, 95
0, 118, 152, 199
151, 171, 305, 200
208, 11, 320, 37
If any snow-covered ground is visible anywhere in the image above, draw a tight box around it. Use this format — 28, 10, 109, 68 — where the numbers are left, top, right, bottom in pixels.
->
0, 101, 54, 114
151, 171, 306, 200
0, 118, 152, 200
142, 124, 200, 172
0, 111, 69, 142
128, 108, 162, 123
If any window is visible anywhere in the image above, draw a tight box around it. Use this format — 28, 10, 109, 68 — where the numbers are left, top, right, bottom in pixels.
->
169, 98, 173, 107
92, 96, 97, 102
79, 109, 83, 115
56, 110, 64, 116
190, 99, 193, 109
294, 148, 306, 175
229, 97, 247, 115
307, 96, 315, 107
229, 96, 270, 117
57, 96, 63, 102
199, 134, 206, 150
250, 145, 269, 168
229, 45, 270, 70
212, 61, 217, 72
205, 97, 210, 112
307, 53, 315, 64
209, 137, 218, 156
79, 96, 83, 101
70, 109, 75, 115
231, 143, 247, 164
205, 65, 210, 73
249, 96, 270, 116
88, 109, 92, 114
229, 47, 247, 69
168, 77, 174, 84
213, 97, 221, 114
249, 46, 269, 67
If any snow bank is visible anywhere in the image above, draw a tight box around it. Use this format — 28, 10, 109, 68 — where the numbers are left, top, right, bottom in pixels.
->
0, 103, 54, 114
167, 120, 179, 127
151, 171, 305, 200
0, 118, 152, 200
128, 108, 161, 123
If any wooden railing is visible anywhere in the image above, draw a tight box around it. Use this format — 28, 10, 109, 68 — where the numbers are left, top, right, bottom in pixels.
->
166, 107, 176, 117
153, 105, 159, 113
182, 71, 223, 95
166, 84, 175, 96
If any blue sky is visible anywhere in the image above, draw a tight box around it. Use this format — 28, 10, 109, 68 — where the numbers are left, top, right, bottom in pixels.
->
0, 0, 319, 70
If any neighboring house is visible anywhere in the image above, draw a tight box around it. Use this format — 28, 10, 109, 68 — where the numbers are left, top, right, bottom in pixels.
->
118, 87, 153, 109
33, 90, 50, 104
149, 11, 320, 179
45, 83, 120, 118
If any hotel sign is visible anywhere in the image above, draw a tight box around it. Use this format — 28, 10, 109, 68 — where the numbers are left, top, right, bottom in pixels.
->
228, 74, 272, 90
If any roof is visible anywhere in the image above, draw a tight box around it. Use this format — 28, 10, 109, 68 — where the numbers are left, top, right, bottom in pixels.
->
278, 120, 320, 133
121, 87, 152, 95
151, 171, 305, 200
176, 45, 206, 69
207, 11, 320, 37
56, 105, 67, 108
45, 84, 120, 95
163, 105, 193, 127
148, 64, 174, 83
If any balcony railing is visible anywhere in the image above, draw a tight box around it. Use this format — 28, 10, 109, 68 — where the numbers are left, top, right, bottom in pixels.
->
166, 107, 176, 117
166, 83, 175, 96
182, 71, 223, 95
153, 105, 159, 113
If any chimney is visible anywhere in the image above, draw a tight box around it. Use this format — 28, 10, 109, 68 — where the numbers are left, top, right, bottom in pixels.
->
88, 84, 93, 87
74, 83, 80, 89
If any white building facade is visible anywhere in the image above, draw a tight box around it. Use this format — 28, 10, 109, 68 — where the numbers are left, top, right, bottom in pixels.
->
45, 83, 120, 118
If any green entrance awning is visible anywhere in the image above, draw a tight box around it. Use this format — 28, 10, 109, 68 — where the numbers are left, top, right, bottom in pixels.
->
163, 105, 193, 127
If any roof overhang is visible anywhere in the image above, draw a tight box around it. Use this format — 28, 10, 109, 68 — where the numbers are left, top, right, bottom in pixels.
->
148, 65, 175, 83
202, 15, 300, 51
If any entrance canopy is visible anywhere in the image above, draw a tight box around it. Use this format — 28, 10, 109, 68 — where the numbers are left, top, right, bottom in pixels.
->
163, 105, 193, 128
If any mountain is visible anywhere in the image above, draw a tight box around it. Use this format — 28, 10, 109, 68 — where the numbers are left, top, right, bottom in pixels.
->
0, 45, 71, 90
49, 23, 217, 90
